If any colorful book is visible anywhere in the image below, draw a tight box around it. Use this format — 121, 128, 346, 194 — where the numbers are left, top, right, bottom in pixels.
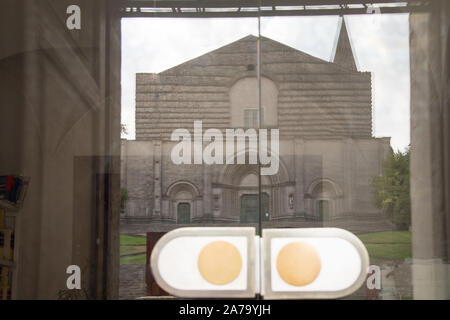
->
9, 178, 22, 203
0, 208, 4, 228
0, 266, 12, 300
0, 175, 14, 201
0, 230, 3, 259
0, 175, 24, 203
0, 266, 9, 285
0, 286, 11, 300
0, 229, 14, 261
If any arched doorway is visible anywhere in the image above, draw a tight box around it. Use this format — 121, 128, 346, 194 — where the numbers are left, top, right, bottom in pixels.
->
307, 178, 342, 221
218, 150, 291, 220
166, 181, 200, 223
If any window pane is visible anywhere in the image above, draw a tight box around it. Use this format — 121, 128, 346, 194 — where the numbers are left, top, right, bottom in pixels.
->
120, 17, 260, 299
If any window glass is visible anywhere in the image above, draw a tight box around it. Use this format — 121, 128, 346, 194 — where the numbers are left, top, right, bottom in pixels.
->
120, 17, 260, 299
259, 12, 415, 300
1, 0, 448, 302
118, 4, 450, 301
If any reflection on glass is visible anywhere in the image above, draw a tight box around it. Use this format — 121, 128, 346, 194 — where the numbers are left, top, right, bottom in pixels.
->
259, 14, 411, 300
120, 17, 261, 299
119, 8, 448, 301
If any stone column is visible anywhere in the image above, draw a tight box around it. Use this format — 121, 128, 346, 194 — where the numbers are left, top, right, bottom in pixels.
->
153, 140, 162, 219
410, 8, 449, 299
294, 139, 305, 215
203, 165, 212, 219
343, 138, 354, 213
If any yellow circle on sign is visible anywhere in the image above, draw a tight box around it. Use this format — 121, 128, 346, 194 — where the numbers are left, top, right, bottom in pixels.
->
276, 241, 321, 286
198, 241, 242, 285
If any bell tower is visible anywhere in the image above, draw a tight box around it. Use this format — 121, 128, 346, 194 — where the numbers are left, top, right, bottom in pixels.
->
332, 17, 358, 71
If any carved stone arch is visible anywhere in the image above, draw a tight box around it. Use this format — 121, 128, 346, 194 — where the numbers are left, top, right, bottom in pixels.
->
216, 148, 291, 220
166, 180, 201, 223
219, 147, 290, 185
166, 180, 200, 199
305, 178, 343, 220
306, 178, 343, 198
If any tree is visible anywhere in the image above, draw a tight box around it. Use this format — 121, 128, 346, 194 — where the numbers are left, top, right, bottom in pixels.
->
371, 148, 411, 230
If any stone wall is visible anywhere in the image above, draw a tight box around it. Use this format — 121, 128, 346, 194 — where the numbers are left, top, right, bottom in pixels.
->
136, 33, 372, 141
121, 137, 390, 221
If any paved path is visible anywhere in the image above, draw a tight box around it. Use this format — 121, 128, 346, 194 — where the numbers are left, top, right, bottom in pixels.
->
119, 264, 146, 300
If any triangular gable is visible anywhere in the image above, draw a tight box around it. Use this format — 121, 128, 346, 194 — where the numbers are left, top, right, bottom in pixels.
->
159, 33, 359, 75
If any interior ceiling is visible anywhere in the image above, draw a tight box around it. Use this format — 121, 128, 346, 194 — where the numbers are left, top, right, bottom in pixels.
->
118, 0, 430, 17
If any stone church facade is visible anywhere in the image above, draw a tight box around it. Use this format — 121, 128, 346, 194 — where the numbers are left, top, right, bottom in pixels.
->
121, 20, 392, 232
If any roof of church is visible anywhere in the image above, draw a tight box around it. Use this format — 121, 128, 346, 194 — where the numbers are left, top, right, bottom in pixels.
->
157, 24, 358, 76
135, 18, 372, 141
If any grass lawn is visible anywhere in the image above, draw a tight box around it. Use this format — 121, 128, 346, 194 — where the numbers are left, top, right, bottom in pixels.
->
357, 231, 412, 263
357, 231, 411, 244
120, 234, 146, 245
119, 231, 412, 264
120, 245, 146, 256
120, 254, 146, 264
120, 234, 147, 264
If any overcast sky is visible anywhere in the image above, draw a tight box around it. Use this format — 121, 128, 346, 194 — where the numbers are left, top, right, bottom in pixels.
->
121, 14, 410, 152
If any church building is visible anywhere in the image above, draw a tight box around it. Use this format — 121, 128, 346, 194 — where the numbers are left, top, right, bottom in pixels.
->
121, 20, 392, 232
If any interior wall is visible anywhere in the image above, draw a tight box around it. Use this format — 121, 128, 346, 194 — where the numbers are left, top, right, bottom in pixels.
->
0, 0, 121, 299
1, 0, 449, 301
409, 0, 450, 299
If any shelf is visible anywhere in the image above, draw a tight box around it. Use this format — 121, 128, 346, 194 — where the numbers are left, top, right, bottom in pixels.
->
0, 199, 20, 212
0, 176, 28, 300
0, 176, 29, 212
0, 259, 15, 268
5, 211, 18, 217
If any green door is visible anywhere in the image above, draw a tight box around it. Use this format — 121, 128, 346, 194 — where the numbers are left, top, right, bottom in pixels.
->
177, 202, 190, 224
240, 194, 269, 222
317, 200, 330, 221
